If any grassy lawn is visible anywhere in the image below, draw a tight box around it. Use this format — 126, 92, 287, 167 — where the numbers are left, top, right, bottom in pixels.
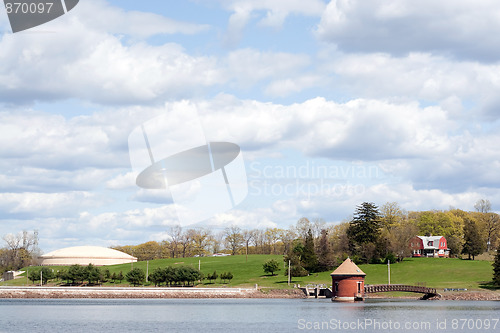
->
1, 255, 494, 291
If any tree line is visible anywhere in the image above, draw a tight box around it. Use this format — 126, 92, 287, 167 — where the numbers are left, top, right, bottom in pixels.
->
110, 199, 499, 280
110, 199, 498, 261
1, 199, 499, 279
24, 264, 234, 287
27, 264, 123, 285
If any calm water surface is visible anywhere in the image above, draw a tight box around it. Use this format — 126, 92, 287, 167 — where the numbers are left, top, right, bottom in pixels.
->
0, 298, 499, 333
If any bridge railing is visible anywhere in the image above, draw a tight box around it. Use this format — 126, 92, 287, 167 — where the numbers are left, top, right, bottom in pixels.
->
364, 284, 437, 295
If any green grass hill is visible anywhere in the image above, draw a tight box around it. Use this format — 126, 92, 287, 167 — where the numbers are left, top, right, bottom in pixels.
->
1, 255, 494, 291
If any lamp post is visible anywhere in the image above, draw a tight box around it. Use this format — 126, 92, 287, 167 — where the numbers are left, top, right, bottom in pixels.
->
288, 260, 291, 286
387, 260, 391, 285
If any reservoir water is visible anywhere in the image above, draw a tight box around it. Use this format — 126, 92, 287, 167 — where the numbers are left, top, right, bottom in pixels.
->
0, 298, 498, 332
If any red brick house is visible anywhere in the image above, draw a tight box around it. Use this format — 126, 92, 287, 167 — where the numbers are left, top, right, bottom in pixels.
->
410, 236, 449, 258
331, 258, 366, 301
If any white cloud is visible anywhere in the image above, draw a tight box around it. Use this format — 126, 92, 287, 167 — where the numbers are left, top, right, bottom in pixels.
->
0, 167, 111, 193
225, 48, 311, 87
317, 51, 500, 119
0, 109, 128, 170
208, 209, 278, 229
199, 96, 456, 160
264, 74, 323, 97
75, 0, 210, 39
221, 0, 326, 45
0, 191, 101, 218
0, 8, 222, 105
1, 96, 497, 228
106, 172, 136, 190
316, 0, 500, 61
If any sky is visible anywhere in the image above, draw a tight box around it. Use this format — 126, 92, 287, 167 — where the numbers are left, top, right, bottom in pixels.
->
1, 0, 500, 252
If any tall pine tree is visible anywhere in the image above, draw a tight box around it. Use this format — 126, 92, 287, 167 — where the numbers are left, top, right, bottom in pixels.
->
347, 202, 381, 245
493, 245, 500, 286
317, 229, 335, 271
301, 228, 318, 273
462, 216, 485, 260
347, 202, 382, 263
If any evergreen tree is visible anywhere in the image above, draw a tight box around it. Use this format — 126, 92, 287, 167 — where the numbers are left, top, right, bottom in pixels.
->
41, 267, 54, 285
317, 229, 335, 271
85, 264, 101, 284
207, 270, 218, 283
347, 202, 382, 262
262, 259, 280, 276
493, 246, 500, 286
462, 216, 485, 260
126, 268, 145, 286
301, 228, 318, 273
347, 202, 382, 245
67, 264, 85, 284
149, 268, 166, 287
28, 269, 40, 284
104, 269, 111, 282
220, 272, 233, 283
284, 242, 308, 277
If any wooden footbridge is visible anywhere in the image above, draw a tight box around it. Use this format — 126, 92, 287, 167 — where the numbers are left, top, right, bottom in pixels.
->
364, 284, 441, 300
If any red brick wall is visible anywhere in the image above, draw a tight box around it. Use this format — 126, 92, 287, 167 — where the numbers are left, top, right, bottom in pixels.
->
332, 276, 364, 298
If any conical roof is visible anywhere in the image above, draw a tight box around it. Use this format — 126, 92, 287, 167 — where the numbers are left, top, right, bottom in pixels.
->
330, 258, 366, 276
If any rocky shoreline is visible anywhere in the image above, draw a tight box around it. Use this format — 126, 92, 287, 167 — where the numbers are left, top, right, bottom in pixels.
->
438, 291, 500, 301
0, 287, 498, 300
366, 291, 500, 301
0, 287, 307, 299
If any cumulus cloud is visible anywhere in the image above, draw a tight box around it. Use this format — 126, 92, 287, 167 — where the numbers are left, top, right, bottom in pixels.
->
207, 209, 278, 229
1, 96, 497, 231
75, 0, 210, 39
198, 96, 455, 160
0, 1, 222, 106
0, 109, 130, 171
0, 191, 102, 219
195, 96, 500, 195
316, 0, 500, 61
105, 172, 136, 190
0, 30, 222, 105
220, 0, 326, 45
225, 48, 311, 88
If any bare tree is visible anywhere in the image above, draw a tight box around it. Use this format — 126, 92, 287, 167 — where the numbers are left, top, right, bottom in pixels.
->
180, 229, 193, 258
380, 202, 407, 229
224, 226, 244, 255
474, 199, 491, 213
210, 231, 225, 254
474, 199, 499, 251
2, 230, 38, 270
168, 225, 182, 258
312, 218, 326, 239
279, 228, 297, 255
3, 233, 22, 252
242, 229, 256, 261
190, 228, 212, 257
295, 217, 312, 240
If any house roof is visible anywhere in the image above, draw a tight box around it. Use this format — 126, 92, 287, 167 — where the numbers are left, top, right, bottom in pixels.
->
330, 258, 366, 276
417, 236, 445, 249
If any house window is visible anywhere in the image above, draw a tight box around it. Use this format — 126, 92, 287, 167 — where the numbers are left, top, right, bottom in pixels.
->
335, 282, 339, 292
428, 241, 433, 246
357, 282, 362, 294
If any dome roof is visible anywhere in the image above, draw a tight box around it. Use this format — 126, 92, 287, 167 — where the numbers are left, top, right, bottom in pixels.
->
39, 246, 137, 266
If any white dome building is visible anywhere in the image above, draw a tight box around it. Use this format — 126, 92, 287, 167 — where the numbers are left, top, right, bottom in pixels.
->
39, 246, 137, 266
